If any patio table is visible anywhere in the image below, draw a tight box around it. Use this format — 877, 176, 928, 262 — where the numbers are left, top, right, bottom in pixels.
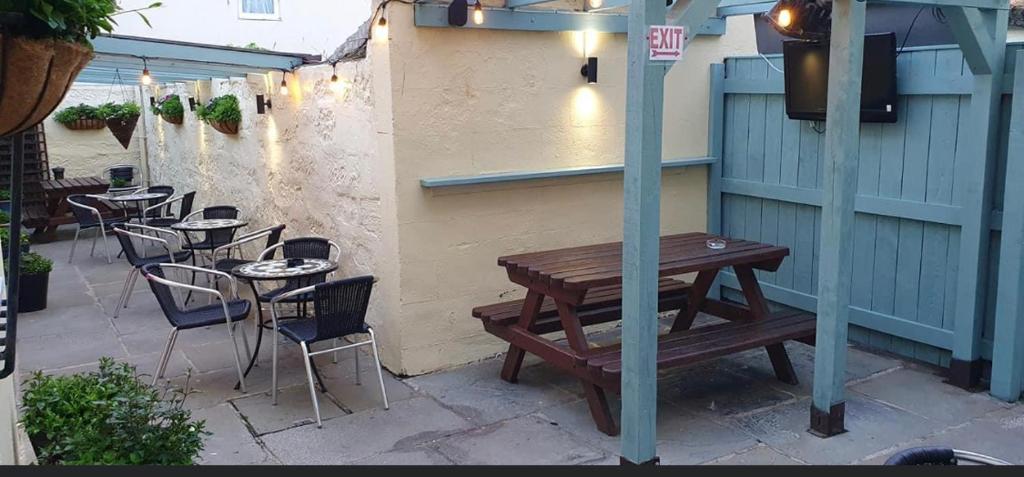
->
231, 258, 339, 389
475, 232, 815, 435
88, 191, 170, 223
30, 176, 111, 241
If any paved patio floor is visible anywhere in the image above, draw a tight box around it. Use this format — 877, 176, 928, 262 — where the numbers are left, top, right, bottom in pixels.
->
13, 232, 1024, 465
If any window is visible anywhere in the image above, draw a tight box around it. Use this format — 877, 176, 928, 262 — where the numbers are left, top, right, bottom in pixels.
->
239, 0, 280, 20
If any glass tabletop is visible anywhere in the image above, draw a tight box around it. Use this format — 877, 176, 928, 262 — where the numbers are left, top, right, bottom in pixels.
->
232, 258, 338, 280
171, 219, 248, 231
89, 192, 169, 202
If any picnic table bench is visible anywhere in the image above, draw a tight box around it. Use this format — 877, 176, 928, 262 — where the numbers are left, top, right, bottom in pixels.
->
473, 232, 816, 436
27, 176, 118, 241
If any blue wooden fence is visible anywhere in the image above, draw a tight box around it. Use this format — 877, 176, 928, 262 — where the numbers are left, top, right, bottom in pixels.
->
711, 43, 1024, 368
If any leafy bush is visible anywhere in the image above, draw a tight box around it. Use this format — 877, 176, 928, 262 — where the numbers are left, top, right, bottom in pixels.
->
151, 94, 184, 120
0, 189, 9, 200
21, 358, 207, 465
20, 251, 52, 275
0, 227, 30, 248
97, 101, 141, 121
0, 0, 161, 45
53, 103, 102, 124
196, 95, 241, 124
0, 209, 9, 224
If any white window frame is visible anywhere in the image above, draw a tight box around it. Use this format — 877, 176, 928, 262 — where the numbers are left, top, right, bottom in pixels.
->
238, 0, 281, 21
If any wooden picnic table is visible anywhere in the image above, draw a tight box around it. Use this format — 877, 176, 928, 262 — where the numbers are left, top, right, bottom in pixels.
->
473, 232, 816, 436
29, 176, 112, 241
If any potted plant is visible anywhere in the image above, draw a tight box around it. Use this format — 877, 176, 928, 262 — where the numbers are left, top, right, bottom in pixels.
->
0, 1, 161, 137
98, 101, 142, 149
21, 358, 207, 464
0, 189, 9, 212
0, 227, 30, 257
53, 103, 105, 130
0, 209, 10, 227
196, 94, 242, 135
15, 252, 51, 312
151, 94, 184, 125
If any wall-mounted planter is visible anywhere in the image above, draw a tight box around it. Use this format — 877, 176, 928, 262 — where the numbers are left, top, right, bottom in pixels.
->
63, 118, 106, 130
0, 34, 93, 137
209, 120, 239, 135
161, 114, 184, 125
107, 114, 140, 149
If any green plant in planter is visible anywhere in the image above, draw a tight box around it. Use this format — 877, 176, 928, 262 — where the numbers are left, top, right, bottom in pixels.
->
151, 94, 184, 122
53, 103, 102, 125
0, 209, 10, 224
109, 177, 129, 188
196, 95, 241, 124
21, 358, 207, 465
19, 251, 51, 275
0, 1, 162, 45
0, 189, 9, 201
97, 101, 141, 120
0, 227, 30, 249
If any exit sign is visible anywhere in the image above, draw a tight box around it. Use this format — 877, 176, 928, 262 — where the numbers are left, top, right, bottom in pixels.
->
648, 25, 686, 62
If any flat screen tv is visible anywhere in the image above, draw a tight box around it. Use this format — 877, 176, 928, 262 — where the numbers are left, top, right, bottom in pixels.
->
783, 32, 898, 123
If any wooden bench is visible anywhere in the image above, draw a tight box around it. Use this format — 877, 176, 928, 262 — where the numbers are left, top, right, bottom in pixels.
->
473, 278, 691, 335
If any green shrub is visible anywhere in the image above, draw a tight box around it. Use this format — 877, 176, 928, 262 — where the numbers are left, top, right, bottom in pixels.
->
97, 101, 141, 121
0, 227, 30, 248
0, 0, 161, 45
20, 251, 52, 275
151, 94, 184, 120
196, 95, 241, 124
0, 189, 9, 200
0, 210, 9, 224
21, 358, 207, 465
53, 103, 103, 124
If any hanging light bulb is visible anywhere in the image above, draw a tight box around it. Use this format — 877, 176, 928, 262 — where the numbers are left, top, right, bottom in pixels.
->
777, 8, 793, 28
279, 76, 289, 96
141, 59, 152, 85
473, 1, 484, 25
329, 63, 346, 94
589, 0, 604, 8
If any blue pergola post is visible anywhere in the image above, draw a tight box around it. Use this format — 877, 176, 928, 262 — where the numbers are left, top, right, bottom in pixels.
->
810, 0, 866, 436
620, 0, 667, 465
990, 49, 1024, 402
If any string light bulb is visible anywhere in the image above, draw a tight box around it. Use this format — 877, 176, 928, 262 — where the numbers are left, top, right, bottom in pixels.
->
329, 63, 347, 94
589, 0, 604, 8
141, 59, 152, 85
777, 8, 793, 28
375, 9, 388, 38
279, 75, 289, 96
473, 1, 484, 25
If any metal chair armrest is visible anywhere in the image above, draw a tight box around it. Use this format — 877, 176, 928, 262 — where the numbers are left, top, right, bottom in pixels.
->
212, 229, 272, 263
181, 210, 204, 222
258, 242, 285, 261
155, 263, 239, 297
122, 223, 184, 249
143, 195, 183, 218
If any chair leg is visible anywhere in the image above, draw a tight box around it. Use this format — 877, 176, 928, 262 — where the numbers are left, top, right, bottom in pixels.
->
228, 322, 247, 393
152, 328, 179, 386
122, 271, 139, 309
354, 346, 361, 385
113, 270, 133, 318
272, 321, 279, 405
90, 227, 98, 257
300, 341, 322, 428
368, 329, 389, 410
68, 227, 81, 263
100, 226, 113, 264
332, 338, 339, 364
239, 320, 252, 362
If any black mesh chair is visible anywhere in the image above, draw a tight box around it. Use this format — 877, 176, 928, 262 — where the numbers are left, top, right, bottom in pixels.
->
103, 164, 141, 194
67, 194, 128, 264
111, 224, 192, 318
256, 237, 341, 305
270, 276, 387, 427
181, 206, 241, 252
140, 185, 175, 219
141, 263, 252, 390
144, 191, 196, 228
211, 224, 286, 275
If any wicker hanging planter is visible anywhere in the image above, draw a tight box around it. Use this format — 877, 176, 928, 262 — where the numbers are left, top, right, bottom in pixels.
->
0, 34, 94, 137
64, 118, 106, 130
209, 120, 239, 135
161, 113, 183, 125
107, 114, 140, 149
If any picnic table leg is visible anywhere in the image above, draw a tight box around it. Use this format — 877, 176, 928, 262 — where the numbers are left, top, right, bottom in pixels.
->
555, 301, 618, 436
499, 290, 544, 383
669, 269, 719, 333
735, 265, 799, 385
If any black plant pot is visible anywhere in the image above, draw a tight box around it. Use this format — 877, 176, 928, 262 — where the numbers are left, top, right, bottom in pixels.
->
18, 271, 48, 313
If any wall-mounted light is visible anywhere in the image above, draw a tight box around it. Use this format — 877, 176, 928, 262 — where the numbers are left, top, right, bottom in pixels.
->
256, 94, 273, 114
188, 97, 197, 111
472, 0, 484, 25
581, 57, 598, 84
141, 58, 152, 85
767, 0, 832, 40
149, 97, 156, 107
447, 0, 468, 26
375, 3, 388, 38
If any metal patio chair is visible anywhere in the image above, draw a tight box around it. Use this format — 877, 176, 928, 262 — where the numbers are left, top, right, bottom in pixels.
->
180, 205, 242, 253
141, 263, 252, 390
139, 185, 175, 219
111, 224, 192, 318
211, 224, 286, 275
103, 164, 142, 194
144, 191, 196, 228
66, 194, 128, 264
270, 276, 388, 427
255, 237, 341, 306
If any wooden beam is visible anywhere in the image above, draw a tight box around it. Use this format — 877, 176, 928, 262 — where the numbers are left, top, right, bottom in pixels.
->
948, 7, 1008, 389
706, 63, 726, 302
989, 49, 1024, 403
943, 7, 1000, 75
810, 0, 866, 437
620, 0, 667, 465
870, 0, 1009, 10
668, 0, 727, 50
506, 0, 558, 7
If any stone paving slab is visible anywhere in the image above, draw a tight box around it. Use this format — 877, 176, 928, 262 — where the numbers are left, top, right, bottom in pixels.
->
860, 407, 1024, 465
261, 397, 472, 465
707, 444, 805, 465
430, 414, 607, 465
232, 383, 348, 435
850, 366, 1010, 426
193, 403, 279, 465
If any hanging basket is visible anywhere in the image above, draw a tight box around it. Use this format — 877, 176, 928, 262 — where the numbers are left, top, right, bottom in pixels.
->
209, 120, 239, 135
161, 113, 183, 125
106, 114, 140, 149
63, 118, 106, 130
0, 34, 93, 137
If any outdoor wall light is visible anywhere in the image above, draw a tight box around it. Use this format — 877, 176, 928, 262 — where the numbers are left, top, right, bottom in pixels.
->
329, 63, 348, 94
767, 0, 832, 40
188, 97, 197, 111
256, 94, 272, 114
141, 58, 152, 85
448, 0, 468, 26
279, 77, 289, 96
581, 57, 598, 84
589, 0, 604, 8
472, 0, 484, 25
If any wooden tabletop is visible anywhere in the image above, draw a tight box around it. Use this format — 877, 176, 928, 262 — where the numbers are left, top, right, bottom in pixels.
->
41, 176, 108, 192
498, 232, 789, 290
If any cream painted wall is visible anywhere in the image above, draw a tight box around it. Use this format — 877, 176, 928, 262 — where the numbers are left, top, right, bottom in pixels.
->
383, 5, 758, 374
144, 53, 404, 366
43, 85, 144, 178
